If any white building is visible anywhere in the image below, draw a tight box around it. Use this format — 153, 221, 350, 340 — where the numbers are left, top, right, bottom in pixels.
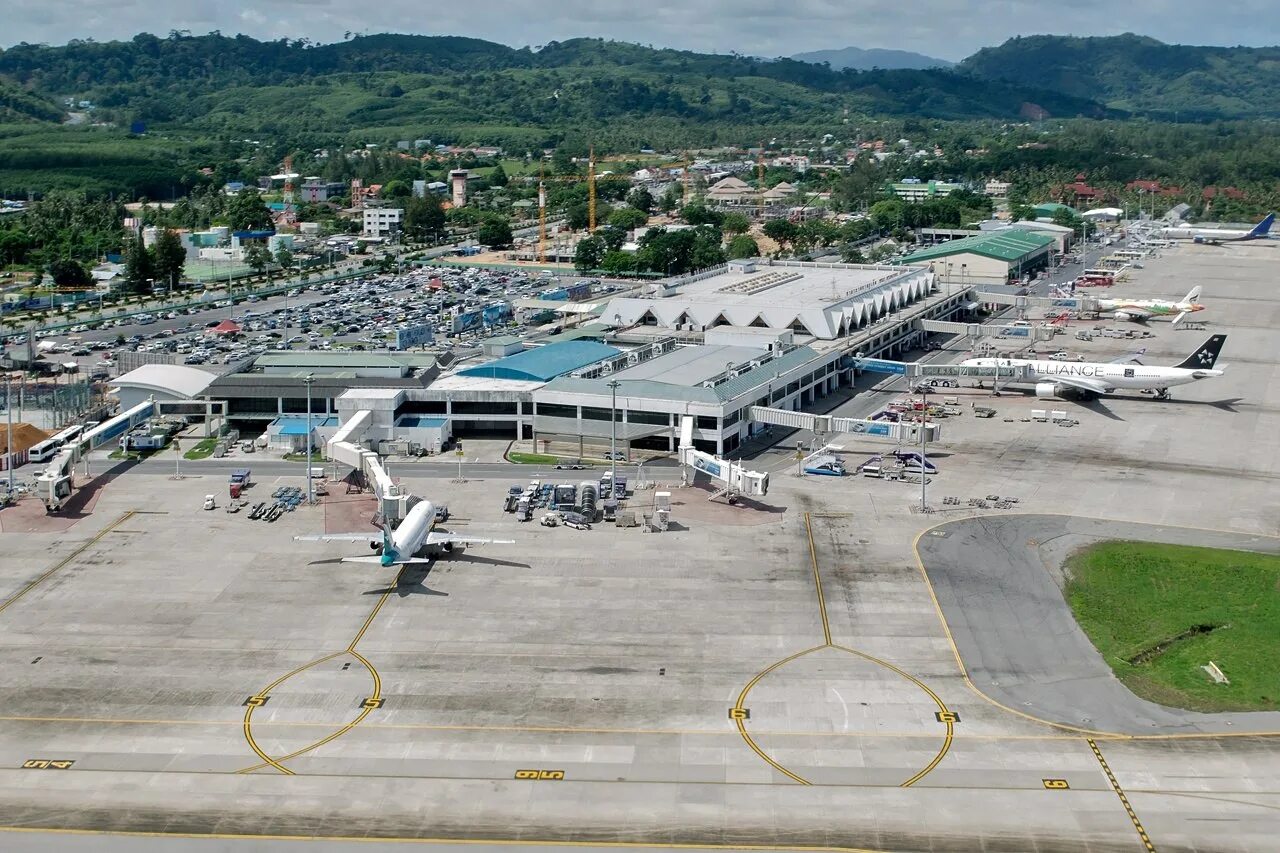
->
602, 259, 935, 341
362, 207, 404, 240
984, 180, 1011, 197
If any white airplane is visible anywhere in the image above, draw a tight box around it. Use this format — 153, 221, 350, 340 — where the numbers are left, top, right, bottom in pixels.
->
962, 334, 1227, 400
296, 498, 512, 567
1096, 285, 1204, 325
1161, 213, 1274, 244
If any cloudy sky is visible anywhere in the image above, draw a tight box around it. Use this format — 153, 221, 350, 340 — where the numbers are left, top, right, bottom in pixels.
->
4, 0, 1277, 61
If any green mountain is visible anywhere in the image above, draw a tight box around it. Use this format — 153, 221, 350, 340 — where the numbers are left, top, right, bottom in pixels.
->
960, 34, 1280, 120
0, 32, 1106, 150
0, 78, 63, 123
792, 46, 953, 71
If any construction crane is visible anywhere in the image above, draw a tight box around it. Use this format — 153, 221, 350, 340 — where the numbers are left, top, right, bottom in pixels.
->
587, 146, 597, 232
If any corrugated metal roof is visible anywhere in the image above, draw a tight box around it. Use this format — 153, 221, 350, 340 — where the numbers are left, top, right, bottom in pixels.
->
270, 416, 339, 435
459, 341, 620, 383
113, 364, 218, 399
899, 231, 1054, 264
255, 352, 438, 369
712, 346, 826, 402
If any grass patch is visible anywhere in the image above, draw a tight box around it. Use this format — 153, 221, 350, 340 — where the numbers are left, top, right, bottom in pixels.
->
108, 448, 161, 461
506, 452, 558, 465
183, 438, 217, 460
1066, 541, 1280, 712
282, 451, 325, 463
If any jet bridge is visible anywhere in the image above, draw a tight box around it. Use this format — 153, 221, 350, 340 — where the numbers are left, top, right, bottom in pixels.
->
36, 398, 228, 512
748, 406, 940, 443
37, 399, 157, 512
326, 410, 411, 521
677, 416, 768, 504
915, 318, 1057, 342
973, 291, 1102, 317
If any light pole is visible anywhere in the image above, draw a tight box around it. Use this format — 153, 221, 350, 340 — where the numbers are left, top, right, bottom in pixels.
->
304, 373, 315, 505
608, 379, 621, 489
918, 386, 929, 513
4, 370, 12, 496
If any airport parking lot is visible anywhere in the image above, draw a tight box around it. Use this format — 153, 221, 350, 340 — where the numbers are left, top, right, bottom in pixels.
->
0, 241, 1278, 852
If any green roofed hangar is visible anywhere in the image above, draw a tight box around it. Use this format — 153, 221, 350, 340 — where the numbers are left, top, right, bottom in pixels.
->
898, 230, 1055, 287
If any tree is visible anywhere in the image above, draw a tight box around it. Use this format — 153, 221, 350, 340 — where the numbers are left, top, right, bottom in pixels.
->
477, 216, 513, 248
1009, 203, 1035, 222
726, 234, 759, 259
1051, 207, 1084, 235
659, 185, 681, 214
404, 195, 446, 242
720, 212, 751, 236
600, 250, 636, 274
599, 224, 627, 251
274, 246, 294, 274
839, 243, 866, 263
381, 180, 412, 200
489, 163, 509, 187
152, 228, 186, 289
565, 202, 590, 231
625, 186, 654, 213
763, 219, 798, 251
227, 190, 274, 231
680, 202, 723, 226
243, 244, 272, 278
607, 206, 648, 230
49, 258, 92, 287
868, 199, 906, 230
123, 234, 154, 295
574, 235, 606, 272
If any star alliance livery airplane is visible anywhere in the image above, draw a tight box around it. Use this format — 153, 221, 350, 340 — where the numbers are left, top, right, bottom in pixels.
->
961, 334, 1227, 400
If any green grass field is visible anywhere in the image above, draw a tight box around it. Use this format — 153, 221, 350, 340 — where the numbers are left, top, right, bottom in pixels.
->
1066, 541, 1280, 712
182, 438, 217, 460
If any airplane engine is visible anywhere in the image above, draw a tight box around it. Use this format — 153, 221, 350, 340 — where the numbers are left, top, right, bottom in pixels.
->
1035, 381, 1060, 399
441, 542, 454, 553
1193, 236, 1207, 244
370, 541, 381, 553
1113, 311, 1133, 322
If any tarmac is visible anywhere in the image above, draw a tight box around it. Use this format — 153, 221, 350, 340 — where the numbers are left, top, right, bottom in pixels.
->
0, 240, 1277, 852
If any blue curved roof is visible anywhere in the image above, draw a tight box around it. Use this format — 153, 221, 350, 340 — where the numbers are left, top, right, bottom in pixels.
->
459, 341, 620, 382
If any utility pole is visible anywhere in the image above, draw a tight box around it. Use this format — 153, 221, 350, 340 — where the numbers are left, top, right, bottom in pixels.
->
919, 387, 929, 512
4, 370, 12, 495
304, 373, 315, 506
608, 379, 621, 490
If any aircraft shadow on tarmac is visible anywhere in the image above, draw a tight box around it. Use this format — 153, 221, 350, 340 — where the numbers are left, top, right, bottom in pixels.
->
364, 563, 449, 598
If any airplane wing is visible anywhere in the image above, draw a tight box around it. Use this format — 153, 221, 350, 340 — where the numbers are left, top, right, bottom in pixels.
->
341, 556, 433, 565
425, 532, 516, 547
1055, 375, 1113, 395
1110, 348, 1147, 365
295, 533, 377, 543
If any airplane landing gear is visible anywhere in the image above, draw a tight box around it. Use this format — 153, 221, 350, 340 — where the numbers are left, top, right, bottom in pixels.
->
1155, 387, 1171, 400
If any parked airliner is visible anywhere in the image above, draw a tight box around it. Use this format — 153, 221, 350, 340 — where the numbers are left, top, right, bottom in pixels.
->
296, 498, 512, 566
961, 334, 1227, 400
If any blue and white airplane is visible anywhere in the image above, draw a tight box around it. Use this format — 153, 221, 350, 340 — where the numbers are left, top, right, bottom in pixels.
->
1162, 213, 1275, 244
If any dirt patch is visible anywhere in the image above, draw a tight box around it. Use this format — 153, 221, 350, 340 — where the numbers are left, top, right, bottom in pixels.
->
1127, 624, 1225, 666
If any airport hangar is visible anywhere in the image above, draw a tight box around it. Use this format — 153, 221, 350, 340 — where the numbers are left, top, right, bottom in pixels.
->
325, 259, 971, 457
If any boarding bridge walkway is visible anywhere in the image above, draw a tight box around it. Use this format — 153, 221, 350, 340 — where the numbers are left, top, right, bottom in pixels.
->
852, 357, 1038, 385
915, 318, 1057, 342
748, 405, 940, 443
326, 410, 411, 520
974, 291, 1102, 316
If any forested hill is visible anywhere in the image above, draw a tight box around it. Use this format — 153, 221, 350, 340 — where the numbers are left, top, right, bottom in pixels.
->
0, 79, 63, 123
959, 34, 1280, 120
0, 32, 1106, 146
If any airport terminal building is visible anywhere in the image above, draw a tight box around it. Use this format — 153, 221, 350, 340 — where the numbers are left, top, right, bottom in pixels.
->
326, 259, 973, 456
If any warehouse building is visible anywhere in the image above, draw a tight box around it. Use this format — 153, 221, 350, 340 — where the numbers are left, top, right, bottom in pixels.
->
898, 231, 1055, 287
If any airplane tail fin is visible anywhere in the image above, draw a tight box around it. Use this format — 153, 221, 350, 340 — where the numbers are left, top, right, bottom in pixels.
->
1183, 285, 1201, 304
1174, 335, 1227, 370
1249, 213, 1275, 237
